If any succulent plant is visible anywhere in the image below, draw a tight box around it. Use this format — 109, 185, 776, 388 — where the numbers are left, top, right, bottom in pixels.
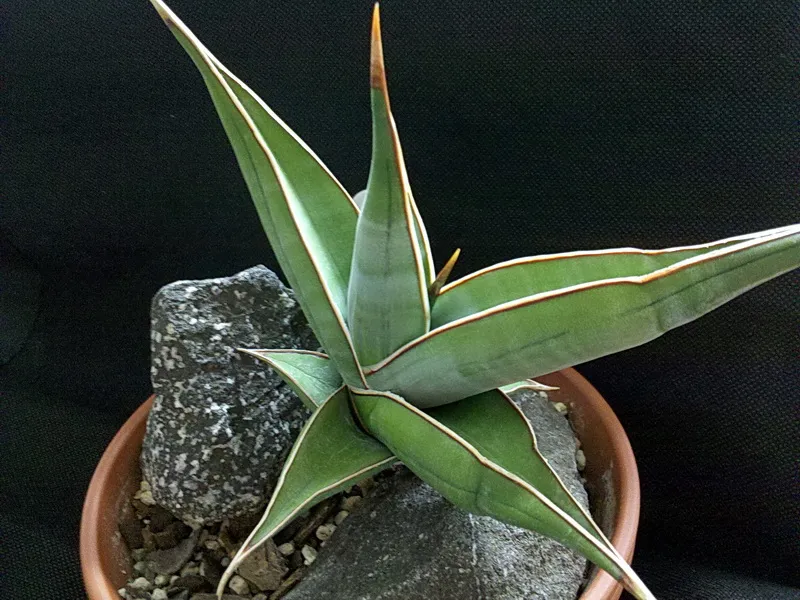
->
148, 2, 799, 598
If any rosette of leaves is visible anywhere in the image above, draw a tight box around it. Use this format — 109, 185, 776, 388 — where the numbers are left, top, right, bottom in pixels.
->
148, 2, 799, 598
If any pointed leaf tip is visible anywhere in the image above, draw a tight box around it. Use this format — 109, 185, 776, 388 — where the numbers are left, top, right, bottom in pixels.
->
429, 248, 462, 300
149, 0, 173, 25
370, 3, 387, 91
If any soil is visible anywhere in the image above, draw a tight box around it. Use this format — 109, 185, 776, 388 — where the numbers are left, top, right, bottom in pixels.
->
118, 470, 396, 600
118, 399, 586, 600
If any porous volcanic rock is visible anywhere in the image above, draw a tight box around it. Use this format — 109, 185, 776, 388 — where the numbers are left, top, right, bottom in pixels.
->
141, 266, 316, 523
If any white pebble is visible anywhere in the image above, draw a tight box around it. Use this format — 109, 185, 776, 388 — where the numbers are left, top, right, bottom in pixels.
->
277, 542, 295, 556
154, 574, 170, 586
133, 561, 147, 574
301, 544, 318, 565
129, 577, 152, 591
575, 449, 586, 470
137, 490, 156, 506
179, 562, 199, 577
131, 548, 147, 561
117, 589, 128, 599
229, 574, 250, 595
334, 510, 349, 526
553, 402, 568, 414
340, 495, 362, 511
316, 523, 336, 541
151, 590, 168, 600
203, 538, 221, 551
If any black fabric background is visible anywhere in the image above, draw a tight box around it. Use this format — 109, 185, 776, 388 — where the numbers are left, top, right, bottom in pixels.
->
2, 1, 798, 598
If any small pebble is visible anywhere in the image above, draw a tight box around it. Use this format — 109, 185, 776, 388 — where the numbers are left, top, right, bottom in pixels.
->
131, 548, 148, 561
133, 560, 147, 574
277, 542, 295, 556
169, 575, 179, 584
340, 496, 361, 512
200, 556, 223, 584
154, 574, 170, 586
220, 556, 231, 567
301, 544, 317, 565
151, 590, 168, 600
575, 449, 586, 470
356, 478, 375, 493
172, 574, 210, 593
229, 574, 250, 595
553, 402, 568, 414
315, 524, 336, 541
136, 490, 156, 506
129, 576, 152, 591
333, 510, 349, 526
179, 562, 199, 577
203, 538, 221, 551
117, 589, 128, 599
253, 594, 268, 600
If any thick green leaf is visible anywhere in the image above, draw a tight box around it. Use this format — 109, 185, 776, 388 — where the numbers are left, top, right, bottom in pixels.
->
429, 389, 613, 550
433, 225, 798, 327
409, 189, 436, 285
238, 349, 342, 409
367, 225, 800, 406
346, 5, 430, 365
498, 379, 558, 394
352, 188, 367, 209
350, 388, 654, 600
150, 0, 366, 387
219, 386, 395, 596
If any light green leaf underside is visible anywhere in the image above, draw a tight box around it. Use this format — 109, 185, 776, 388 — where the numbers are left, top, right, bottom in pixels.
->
353, 189, 433, 283
350, 388, 654, 600
409, 189, 436, 284
238, 349, 342, 410
429, 389, 613, 551
220, 387, 395, 595
346, 20, 430, 365
499, 379, 558, 394
433, 225, 798, 327
352, 189, 367, 209
151, 0, 365, 387
367, 226, 800, 406
352, 190, 435, 283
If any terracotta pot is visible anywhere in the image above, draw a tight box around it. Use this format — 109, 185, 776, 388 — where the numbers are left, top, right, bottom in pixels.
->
80, 367, 639, 600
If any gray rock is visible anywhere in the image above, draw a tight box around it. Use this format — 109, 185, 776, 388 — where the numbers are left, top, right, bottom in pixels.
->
141, 265, 317, 524
147, 529, 200, 576
238, 539, 289, 591
284, 391, 589, 600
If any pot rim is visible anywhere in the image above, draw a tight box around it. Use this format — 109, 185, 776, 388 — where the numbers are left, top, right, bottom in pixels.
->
546, 368, 640, 600
80, 367, 639, 600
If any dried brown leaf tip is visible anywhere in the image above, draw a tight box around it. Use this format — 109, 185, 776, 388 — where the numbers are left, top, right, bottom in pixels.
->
429, 248, 461, 299
149, 0, 173, 26
370, 3, 387, 91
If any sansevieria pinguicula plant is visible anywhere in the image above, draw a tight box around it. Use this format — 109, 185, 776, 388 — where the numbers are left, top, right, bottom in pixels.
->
148, 2, 799, 598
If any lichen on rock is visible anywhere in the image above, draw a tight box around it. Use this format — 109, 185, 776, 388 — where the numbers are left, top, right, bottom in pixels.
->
141, 266, 317, 524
